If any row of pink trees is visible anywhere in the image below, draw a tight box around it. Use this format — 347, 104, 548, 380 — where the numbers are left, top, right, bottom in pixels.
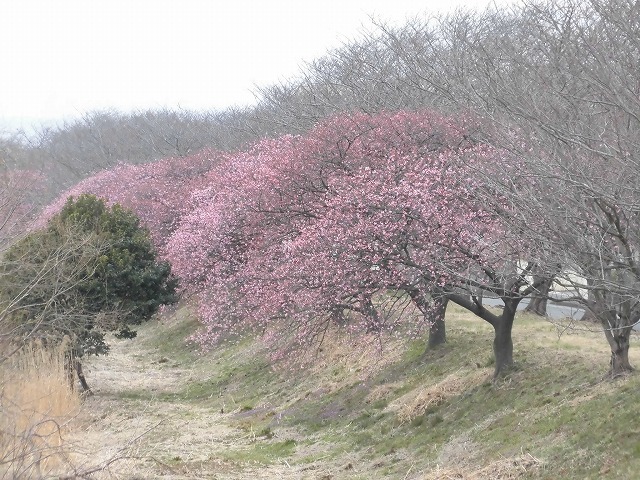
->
42, 109, 544, 376
39, 151, 219, 253
165, 110, 540, 376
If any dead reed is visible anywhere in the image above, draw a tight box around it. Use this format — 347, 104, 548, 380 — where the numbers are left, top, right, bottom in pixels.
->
0, 339, 80, 478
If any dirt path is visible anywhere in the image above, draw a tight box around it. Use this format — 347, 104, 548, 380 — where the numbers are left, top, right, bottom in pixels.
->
67, 332, 310, 479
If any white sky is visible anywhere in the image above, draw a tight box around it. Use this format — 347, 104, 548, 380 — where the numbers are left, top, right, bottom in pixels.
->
0, 0, 502, 133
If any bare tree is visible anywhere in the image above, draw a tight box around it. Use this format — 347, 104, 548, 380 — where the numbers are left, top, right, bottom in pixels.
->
20, 107, 274, 202
377, 0, 640, 375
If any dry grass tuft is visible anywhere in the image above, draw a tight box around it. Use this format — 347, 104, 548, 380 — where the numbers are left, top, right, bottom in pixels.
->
390, 369, 490, 424
0, 340, 81, 478
421, 452, 544, 479
306, 330, 405, 392
365, 382, 403, 405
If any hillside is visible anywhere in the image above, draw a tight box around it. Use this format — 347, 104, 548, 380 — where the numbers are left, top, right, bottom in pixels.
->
63, 304, 640, 479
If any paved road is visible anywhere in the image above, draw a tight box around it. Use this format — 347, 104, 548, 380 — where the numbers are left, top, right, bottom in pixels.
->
481, 296, 640, 332
481, 297, 585, 321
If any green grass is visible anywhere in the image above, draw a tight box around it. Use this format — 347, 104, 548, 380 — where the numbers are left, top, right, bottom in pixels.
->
217, 439, 298, 464
135, 303, 640, 478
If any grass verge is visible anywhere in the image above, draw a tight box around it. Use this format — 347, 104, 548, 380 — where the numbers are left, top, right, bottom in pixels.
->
76, 303, 640, 478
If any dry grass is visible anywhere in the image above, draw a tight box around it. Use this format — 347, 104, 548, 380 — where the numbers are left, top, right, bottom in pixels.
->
258, 330, 411, 432
302, 329, 405, 393
388, 368, 491, 424
421, 452, 544, 479
0, 340, 81, 478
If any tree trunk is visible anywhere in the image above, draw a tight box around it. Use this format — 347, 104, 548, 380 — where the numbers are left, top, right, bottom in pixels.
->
330, 305, 348, 327
74, 359, 92, 393
428, 297, 448, 348
493, 301, 517, 377
406, 287, 447, 349
601, 316, 634, 377
609, 337, 633, 377
67, 357, 93, 394
447, 293, 520, 377
361, 296, 383, 333
524, 274, 552, 316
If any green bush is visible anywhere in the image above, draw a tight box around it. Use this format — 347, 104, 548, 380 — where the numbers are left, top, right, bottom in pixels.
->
0, 194, 178, 356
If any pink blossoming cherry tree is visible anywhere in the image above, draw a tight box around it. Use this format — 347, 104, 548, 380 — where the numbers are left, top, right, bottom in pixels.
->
167, 110, 538, 376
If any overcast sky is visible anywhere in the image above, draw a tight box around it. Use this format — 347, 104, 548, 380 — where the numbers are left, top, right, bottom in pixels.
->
0, 0, 501, 134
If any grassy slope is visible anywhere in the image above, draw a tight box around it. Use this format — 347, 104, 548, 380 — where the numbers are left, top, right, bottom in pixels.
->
130, 304, 640, 479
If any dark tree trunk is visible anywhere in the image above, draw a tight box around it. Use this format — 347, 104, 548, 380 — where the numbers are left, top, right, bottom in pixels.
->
609, 337, 633, 376
428, 297, 448, 348
524, 274, 552, 316
406, 287, 447, 348
493, 312, 515, 378
361, 296, 383, 333
66, 357, 92, 394
600, 315, 634, 377
329, 305, 348, 327
587, 296, 635, 377
74, 359, 92, 393
447, 293, 520, 377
